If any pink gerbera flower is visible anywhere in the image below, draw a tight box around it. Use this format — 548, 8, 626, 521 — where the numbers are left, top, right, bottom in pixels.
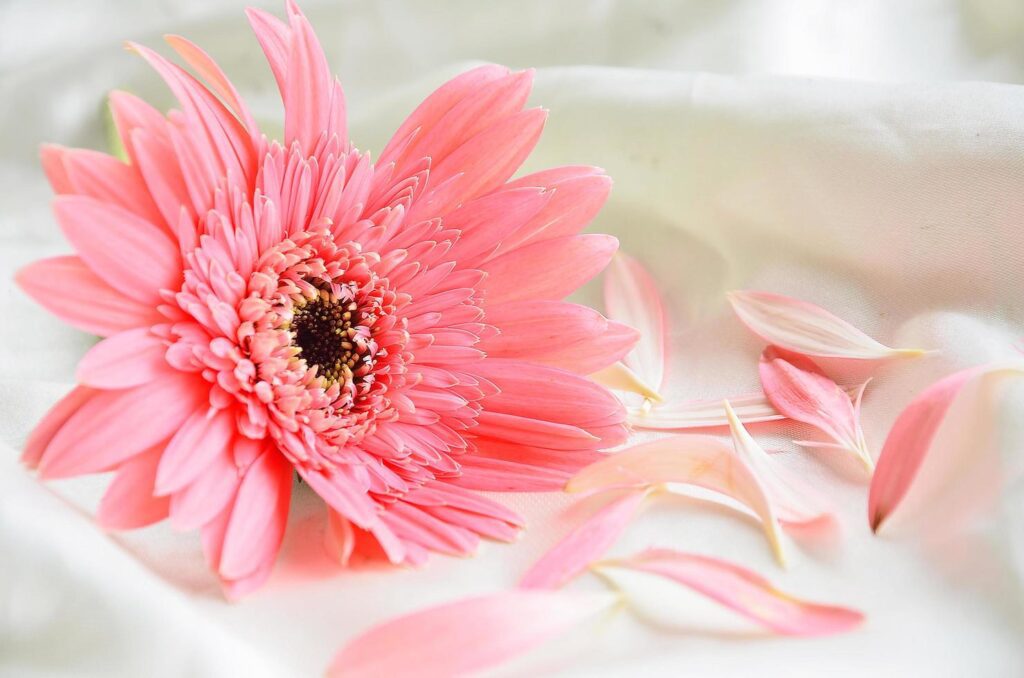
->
16, 2, 636, 597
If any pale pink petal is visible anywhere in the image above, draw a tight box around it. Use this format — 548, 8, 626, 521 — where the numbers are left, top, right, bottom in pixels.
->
54, 195, 181, 305
628, 385, 862, 430
602, 549, 863, 636
39, 374, 205, 479
868, 364, 1022, 532
327, 590, 619, 678
567, 436, 787, 565
16, 256, 162, 337
728, 290, 925, 360
603, 252, 667, 391
520, 489, 647, 589
590, 362, 662, 402
21, 386, 96, 468
155, 408, 235, 495
724, 401, 835, 527
76, 327, 170, 389
628, 391, 781, 429
759, 346, 873, 470
481, 234, 617, 305
96, 445, 169, 530
219, 449, 292, 580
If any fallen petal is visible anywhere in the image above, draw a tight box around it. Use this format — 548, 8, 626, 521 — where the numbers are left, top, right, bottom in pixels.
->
520, 489, 648, 590
598, 548, 863, 636
868, 363, 1024, 532
327, 590, 620, 678
759, 347, 873, 471
567, 436, 787, 565
603, 253, 667, 391
728, 290, 925, 360
724, 401, 835, 528
590, 361, 662, 402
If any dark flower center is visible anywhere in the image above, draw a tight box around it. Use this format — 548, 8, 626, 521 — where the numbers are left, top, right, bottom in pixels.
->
291, 291, 366, 385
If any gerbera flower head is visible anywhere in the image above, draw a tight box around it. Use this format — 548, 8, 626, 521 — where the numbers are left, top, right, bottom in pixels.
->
16, 1, 636, 597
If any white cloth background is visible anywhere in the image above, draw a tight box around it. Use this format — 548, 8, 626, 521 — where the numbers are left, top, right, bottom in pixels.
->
2, 1, 1024, 676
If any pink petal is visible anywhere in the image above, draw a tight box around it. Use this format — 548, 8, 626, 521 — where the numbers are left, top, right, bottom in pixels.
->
481, 234, 618, 306
482, 301, 637, 374
393, 69, 532, 183
219, 449, 292, 580
283, 7, 346, 152
499, 166, 611, 252
39, 374, 205, 479
759, 346, 873, 470
298, 466, 378, 529
21, 385, 96, 468
520, 489, 647, 589
16, 256, 163, 337
245, 8, 290, 96
414, 108, 547, 217
728, 290, 925, 360
154, 408, 235, 495
76, 327, 170, 389
378, 64, 512, 169
54, 196, 181, 305
567, 436, 787, 565
471, 359, 624, 431
450, 456, 575, 492
168, 444, 241, 531
164, 35, 257, 132
39, 143, 74, 193
327, 590, 619, 678
724, 401, 835, 527
444, 187, 550, 265
603, 549, 863, 636
603, 252, 667, 391
60, 147, 165, 227
96, 445, 169, 530
868, 364, 1020, 532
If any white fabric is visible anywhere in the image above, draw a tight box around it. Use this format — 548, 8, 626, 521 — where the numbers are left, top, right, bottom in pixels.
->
2, 0, 1024, 676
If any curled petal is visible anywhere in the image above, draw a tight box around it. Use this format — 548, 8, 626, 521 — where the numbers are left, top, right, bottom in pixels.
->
724, 401, 835, 528
520, 489, 648, 590
868, 363, 1024, 532
599, 548, 863, 636
603, 252, 667, 392
759, 347, 873, 471
728, 290, 925, 360
327, 590, 620, 678
567, 436, 787, 565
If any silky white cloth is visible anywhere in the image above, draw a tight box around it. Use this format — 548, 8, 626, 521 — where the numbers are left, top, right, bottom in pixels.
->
2, 1, 1024, 676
